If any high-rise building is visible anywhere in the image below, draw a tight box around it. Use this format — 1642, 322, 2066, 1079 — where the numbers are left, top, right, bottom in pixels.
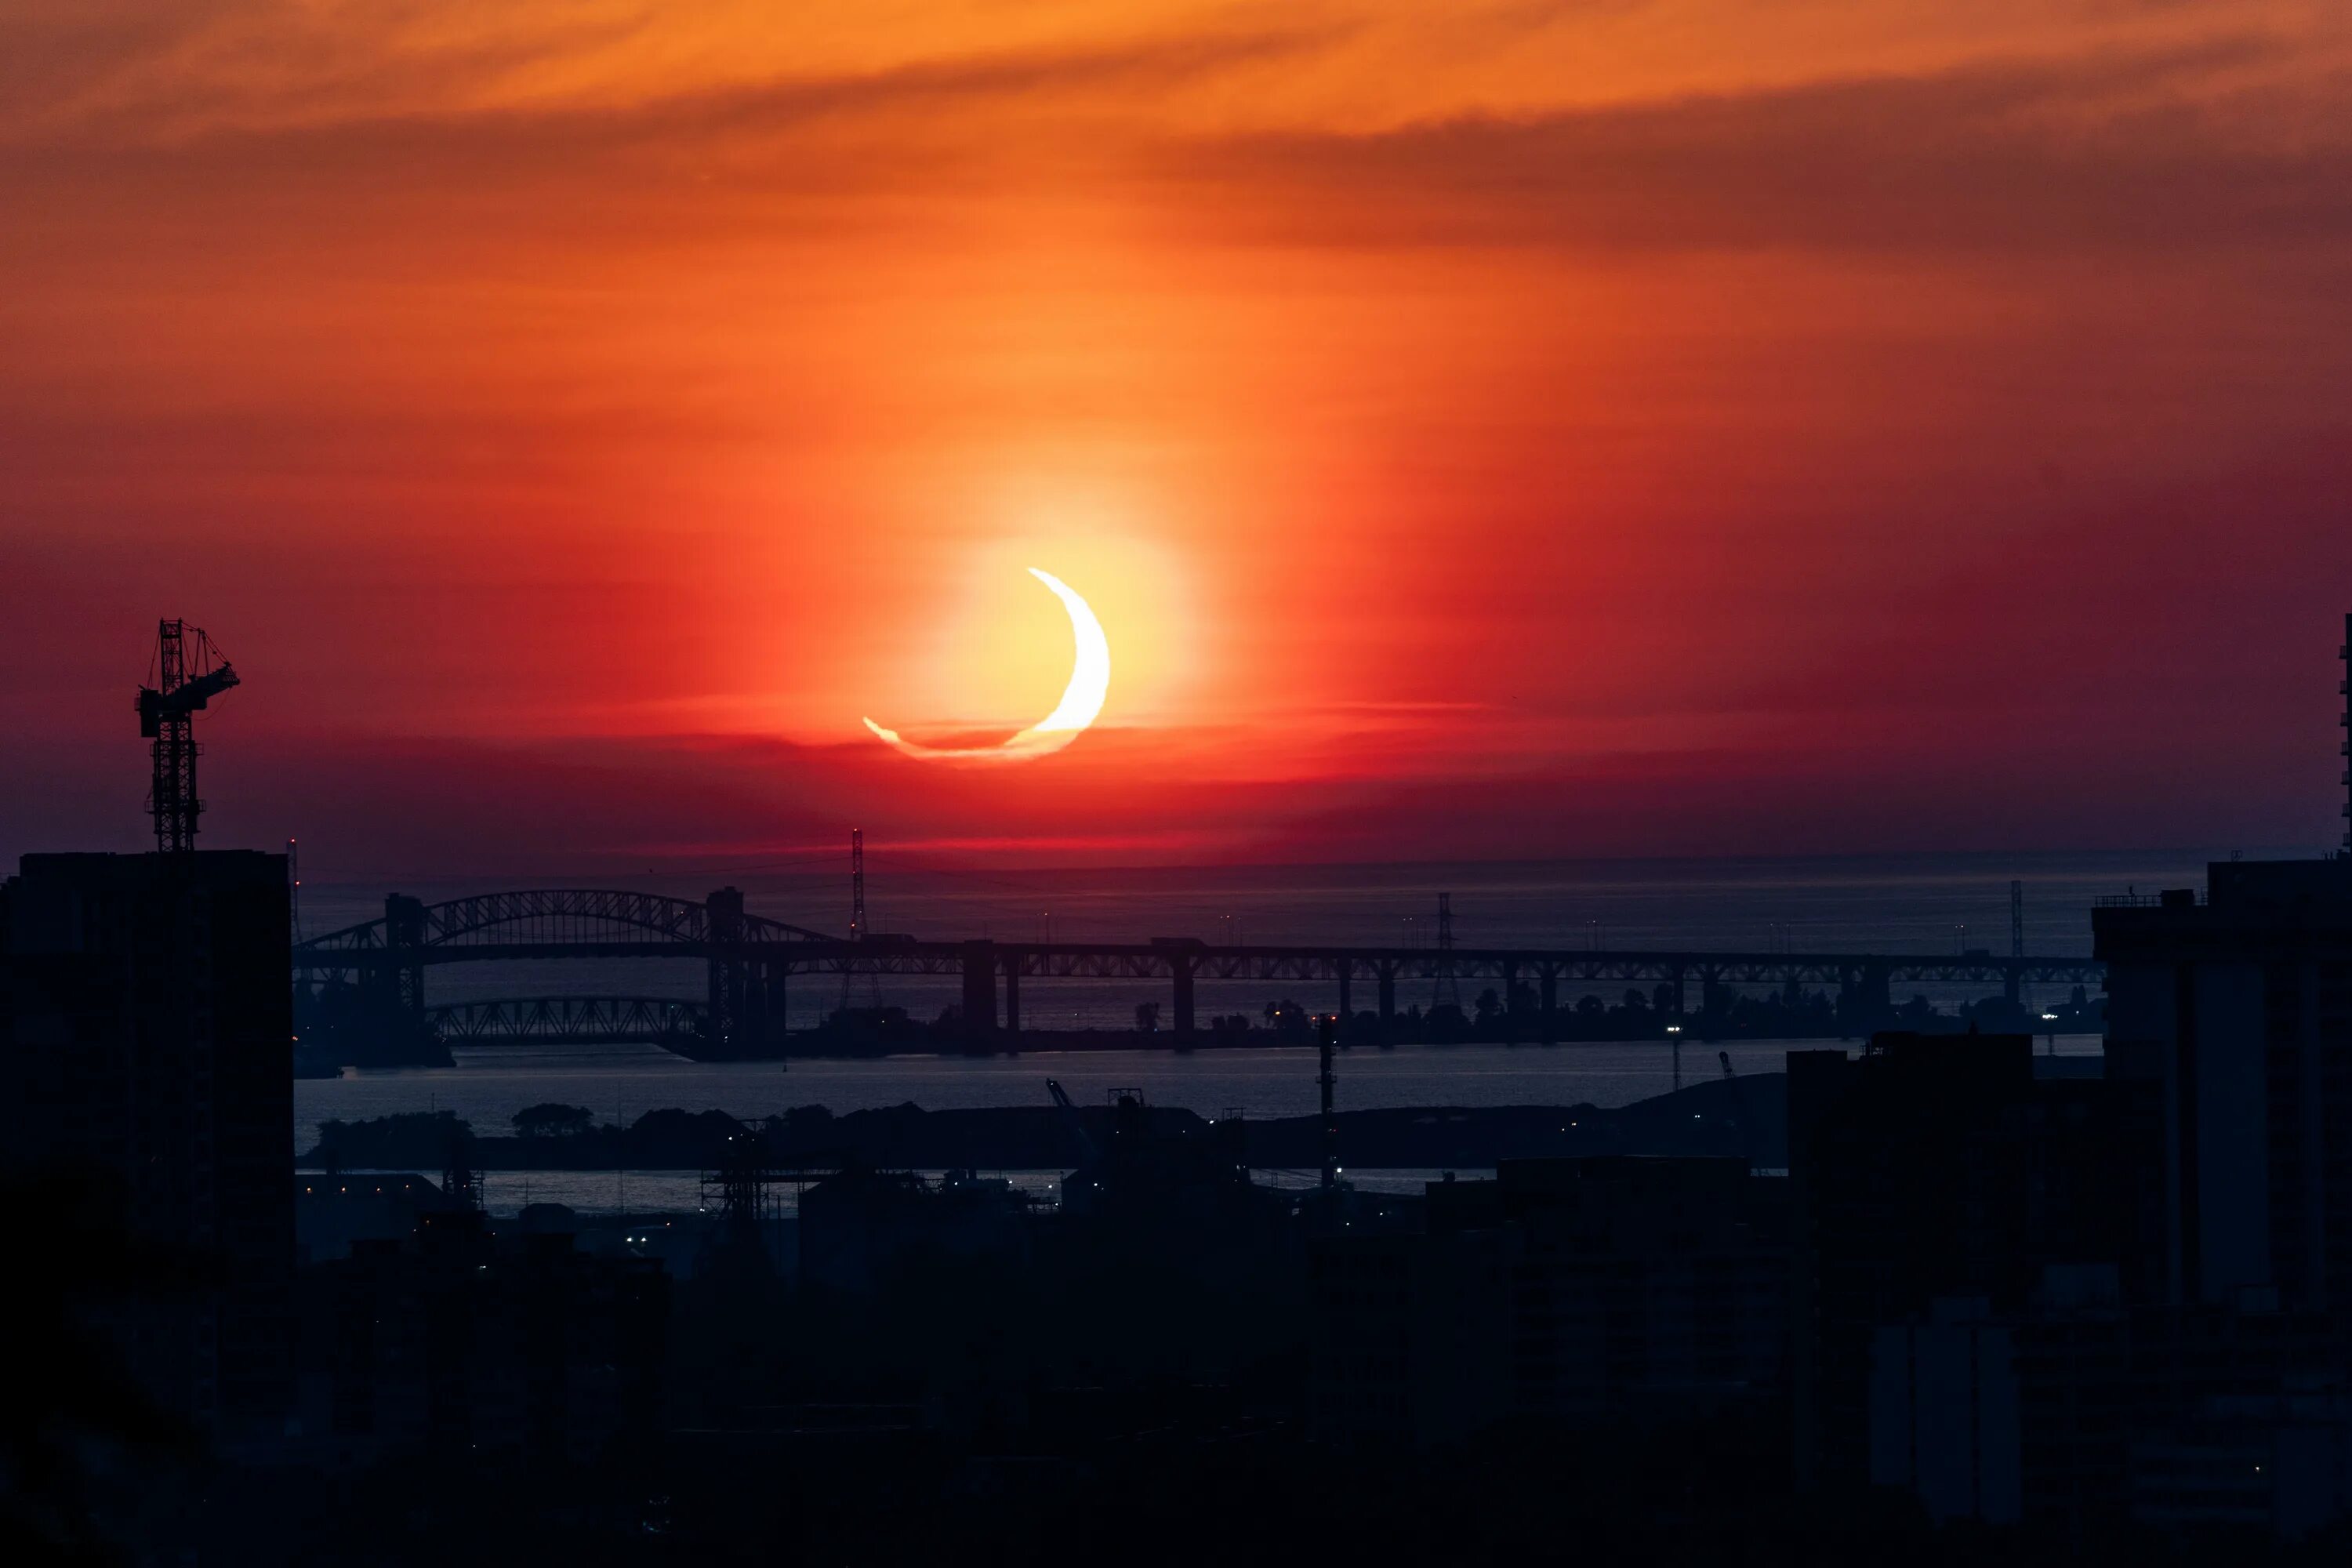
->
1311, 1157, 1789, 1446
302, 1209, 667, 1468
1788, 1032, 2159, 1490
2095, 858, 2352, 1317
1, 851, 294, 1436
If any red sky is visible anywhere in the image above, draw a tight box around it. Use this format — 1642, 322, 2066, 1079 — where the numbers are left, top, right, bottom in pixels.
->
5, 2, 2352, 878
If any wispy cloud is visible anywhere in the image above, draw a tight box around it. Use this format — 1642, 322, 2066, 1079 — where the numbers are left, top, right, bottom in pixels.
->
1150, 37, 2352, 253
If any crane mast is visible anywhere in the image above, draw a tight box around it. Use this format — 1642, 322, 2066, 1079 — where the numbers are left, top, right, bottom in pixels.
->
137, 619, 238, 853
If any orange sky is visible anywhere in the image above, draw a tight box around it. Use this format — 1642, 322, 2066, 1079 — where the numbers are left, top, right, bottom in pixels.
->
6, 3, 2352, 876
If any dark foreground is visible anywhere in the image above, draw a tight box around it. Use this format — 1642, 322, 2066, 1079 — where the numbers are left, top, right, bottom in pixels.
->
180, 1417, 2352, 1568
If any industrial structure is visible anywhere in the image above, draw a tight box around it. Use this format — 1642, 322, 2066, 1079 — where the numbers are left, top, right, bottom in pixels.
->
137, 619, 238, 852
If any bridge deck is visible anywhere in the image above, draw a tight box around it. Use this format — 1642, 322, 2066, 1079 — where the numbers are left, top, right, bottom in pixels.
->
298, 935, 2101, 985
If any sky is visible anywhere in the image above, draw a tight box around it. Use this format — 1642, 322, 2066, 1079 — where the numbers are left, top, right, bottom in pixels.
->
5, 2, 2352, 880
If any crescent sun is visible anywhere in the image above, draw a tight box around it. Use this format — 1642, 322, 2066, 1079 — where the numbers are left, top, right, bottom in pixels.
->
862, 568, 1109, 762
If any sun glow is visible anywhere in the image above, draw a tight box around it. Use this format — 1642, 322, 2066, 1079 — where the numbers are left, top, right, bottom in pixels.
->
862, 567, 1110, 762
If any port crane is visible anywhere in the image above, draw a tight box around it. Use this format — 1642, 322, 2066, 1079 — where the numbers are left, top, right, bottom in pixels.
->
1046, 1079, 1099, 1163
1719, 1051, 1755, 1166
137, 619, 238, 852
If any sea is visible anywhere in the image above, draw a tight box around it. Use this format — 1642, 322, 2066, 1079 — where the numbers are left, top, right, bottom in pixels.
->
290, 847, 2227, 1214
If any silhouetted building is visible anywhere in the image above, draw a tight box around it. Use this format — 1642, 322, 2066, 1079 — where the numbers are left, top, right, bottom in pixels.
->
798, 1166, 1033, 1293
0, 850, 294, 1438
1060, 1089, 1266, 1225
1789, 1032, 2158, 1494
1869, 1294, 2023, 1522
2095, 858, 2352, 1317
2130, 1390, 2352, 1537
299, 1207, 666, 1468
1312, 1157, 1788, 1446
1872, 1272, 2350, 1533
297, 1171, 452, 1261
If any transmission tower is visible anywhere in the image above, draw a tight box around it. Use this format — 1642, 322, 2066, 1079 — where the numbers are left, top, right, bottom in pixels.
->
2341, 612, 2350, 855
1432, 892, 1461, 1010
839, 827, 882, 1011
1317, 1012, 1339, 1192
136, 619, 238, 853
694, 1128, 782, 1280
2010, 878, 2028, 1013
704, 1130, 780, 1232
849, 826, 867, 942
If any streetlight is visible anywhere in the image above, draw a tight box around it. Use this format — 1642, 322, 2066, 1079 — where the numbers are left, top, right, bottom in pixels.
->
2041, 1011, 2060, 1054
1666, 1023, 1684, 1092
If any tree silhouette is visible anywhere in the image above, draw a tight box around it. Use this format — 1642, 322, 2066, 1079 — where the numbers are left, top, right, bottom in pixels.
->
511, 1102, 595, 1139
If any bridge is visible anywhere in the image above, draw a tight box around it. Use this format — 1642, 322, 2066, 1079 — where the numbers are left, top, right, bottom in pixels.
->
295, 887, 819, 1059
292, 886, 2106, 1060
426, 995, 706, 1047
296, 887, 832, 957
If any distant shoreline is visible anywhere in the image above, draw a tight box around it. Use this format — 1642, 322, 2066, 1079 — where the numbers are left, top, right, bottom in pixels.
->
299, 1076, 1789, 1173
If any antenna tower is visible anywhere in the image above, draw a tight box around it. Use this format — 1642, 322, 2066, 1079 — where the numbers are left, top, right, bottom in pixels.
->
2341, 612, 2350, 855
840, 828, 883, 1011
1317, 1013, 1339, 1192
1432, 892, 1461, 1010
849, 826, 867, 941
136, 619, 239, 853
2009, 877, 2028, 1014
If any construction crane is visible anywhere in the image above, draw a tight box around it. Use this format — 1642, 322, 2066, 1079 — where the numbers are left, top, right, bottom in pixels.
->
1046, 1079, 1098, 1163
136, 619, 238, 853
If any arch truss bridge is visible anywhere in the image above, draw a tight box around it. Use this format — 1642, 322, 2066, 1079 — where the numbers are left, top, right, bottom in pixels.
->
292, 887, 2106, 1059
425, 995, 708, 1047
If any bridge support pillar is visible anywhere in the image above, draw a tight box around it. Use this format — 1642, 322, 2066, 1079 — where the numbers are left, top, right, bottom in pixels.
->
1540, 970, 1558, 1044
1502, 959, 1520, 1040
1838, 963, 1893, 1039
1172, 954, 1196, 1045
961, 941, 996, 1048
1003, 955, 1022, 1042
1377, 963, 1396, 1035
757, 958, 789, 1058
706, 886, 749, 1056
373, 893, 430, 1056
1337, 959, 1352, 1029
1697, 965, 1724, 1040
2003, 960, 2022, 1008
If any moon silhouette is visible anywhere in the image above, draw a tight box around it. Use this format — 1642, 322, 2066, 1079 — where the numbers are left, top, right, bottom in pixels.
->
862, 568, 1109, 762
